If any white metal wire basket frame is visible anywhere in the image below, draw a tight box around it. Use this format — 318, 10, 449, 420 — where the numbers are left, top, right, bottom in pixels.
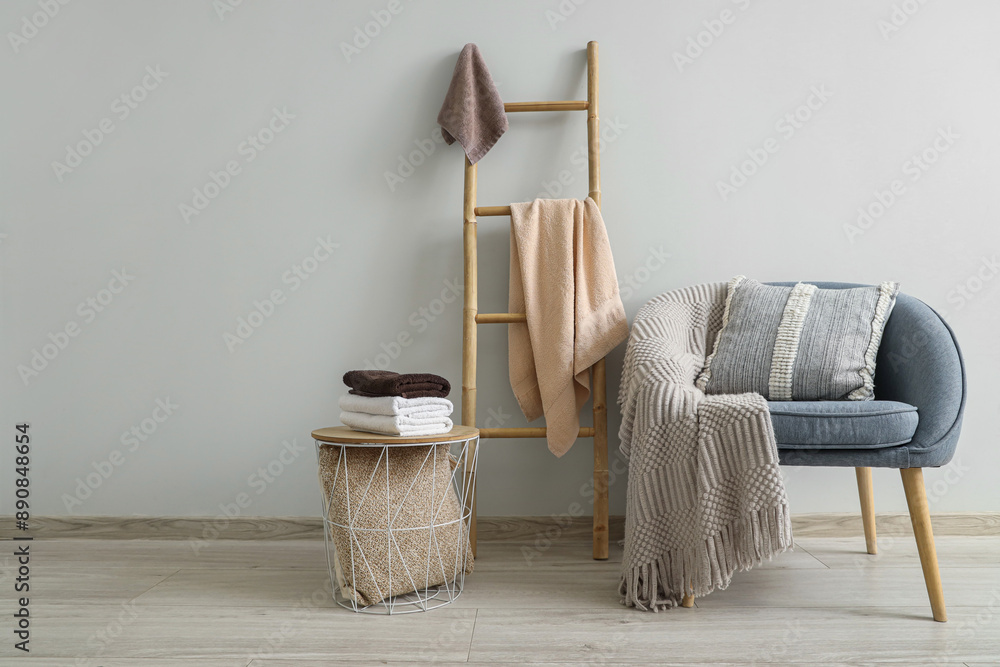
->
314, 434, 479, 614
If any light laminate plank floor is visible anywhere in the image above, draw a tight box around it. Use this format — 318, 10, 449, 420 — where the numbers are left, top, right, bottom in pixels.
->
2, 535, 998, 665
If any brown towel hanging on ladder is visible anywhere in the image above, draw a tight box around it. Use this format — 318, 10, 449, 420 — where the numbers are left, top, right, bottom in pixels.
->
437, 43, 508, 165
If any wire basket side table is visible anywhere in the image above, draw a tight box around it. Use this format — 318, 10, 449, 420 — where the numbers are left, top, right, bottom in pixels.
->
312, 425, 479, 615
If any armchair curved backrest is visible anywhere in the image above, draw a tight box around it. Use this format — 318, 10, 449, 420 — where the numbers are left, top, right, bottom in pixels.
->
766, 282, 966, 468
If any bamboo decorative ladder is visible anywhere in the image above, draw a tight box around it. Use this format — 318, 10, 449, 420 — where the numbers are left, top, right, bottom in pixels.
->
462, 41, 609, 560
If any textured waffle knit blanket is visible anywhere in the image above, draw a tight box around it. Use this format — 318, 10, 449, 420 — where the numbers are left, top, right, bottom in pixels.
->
618, 282, 793, 610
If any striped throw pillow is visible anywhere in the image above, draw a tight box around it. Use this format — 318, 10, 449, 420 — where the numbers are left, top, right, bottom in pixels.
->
696, 277, 899, 401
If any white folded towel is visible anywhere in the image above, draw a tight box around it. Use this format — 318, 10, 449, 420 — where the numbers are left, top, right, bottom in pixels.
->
340, 410, 454, 437
339, 394, 454, 418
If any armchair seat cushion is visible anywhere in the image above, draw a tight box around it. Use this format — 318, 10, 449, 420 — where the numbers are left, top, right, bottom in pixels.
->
770, 400, 918, 449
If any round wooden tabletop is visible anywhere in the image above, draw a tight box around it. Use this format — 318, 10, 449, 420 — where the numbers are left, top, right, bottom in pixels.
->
311, 425, 480, 445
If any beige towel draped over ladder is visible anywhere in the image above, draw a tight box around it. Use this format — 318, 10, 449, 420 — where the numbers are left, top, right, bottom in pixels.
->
508, 197, 628, 457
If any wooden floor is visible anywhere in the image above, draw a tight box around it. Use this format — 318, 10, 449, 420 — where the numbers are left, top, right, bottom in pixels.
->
4, 533, 1000, 665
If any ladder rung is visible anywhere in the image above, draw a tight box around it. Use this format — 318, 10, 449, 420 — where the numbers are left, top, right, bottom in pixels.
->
480, 427, 596, 438
504, 101, 588, 112
476, 313, 526, 323
474, 206, 511, 217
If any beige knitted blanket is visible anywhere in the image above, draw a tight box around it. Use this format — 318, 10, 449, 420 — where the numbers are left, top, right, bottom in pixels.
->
618, 282, 793, 610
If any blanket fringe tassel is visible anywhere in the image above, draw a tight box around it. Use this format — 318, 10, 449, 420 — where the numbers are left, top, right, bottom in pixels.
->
619, 503, 793, 611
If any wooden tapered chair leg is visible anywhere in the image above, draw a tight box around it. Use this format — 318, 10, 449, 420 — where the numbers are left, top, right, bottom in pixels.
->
900, 467, 947, 622
681, 593, 695, 608
855, 467, 878, 555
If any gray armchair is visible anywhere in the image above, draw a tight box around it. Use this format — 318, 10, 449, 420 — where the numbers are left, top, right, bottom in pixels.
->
766, 282, 966, 622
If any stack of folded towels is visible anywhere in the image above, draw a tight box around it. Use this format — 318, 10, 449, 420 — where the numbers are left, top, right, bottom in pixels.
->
339, 370, 454, 436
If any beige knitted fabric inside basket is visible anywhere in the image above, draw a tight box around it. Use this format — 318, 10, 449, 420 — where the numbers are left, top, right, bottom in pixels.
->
318, 443, 474, 606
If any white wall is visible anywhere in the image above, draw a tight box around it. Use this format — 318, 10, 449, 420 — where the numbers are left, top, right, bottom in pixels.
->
2, 0, 998, 520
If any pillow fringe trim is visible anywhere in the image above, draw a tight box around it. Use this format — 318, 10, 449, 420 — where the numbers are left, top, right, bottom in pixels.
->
695, 274, 744, 392
847, 281, 900, 401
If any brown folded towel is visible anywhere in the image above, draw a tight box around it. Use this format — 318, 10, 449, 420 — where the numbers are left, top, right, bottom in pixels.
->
350, 385, 445, 398
437, 43, 508, 165
343, 370, 451, 399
